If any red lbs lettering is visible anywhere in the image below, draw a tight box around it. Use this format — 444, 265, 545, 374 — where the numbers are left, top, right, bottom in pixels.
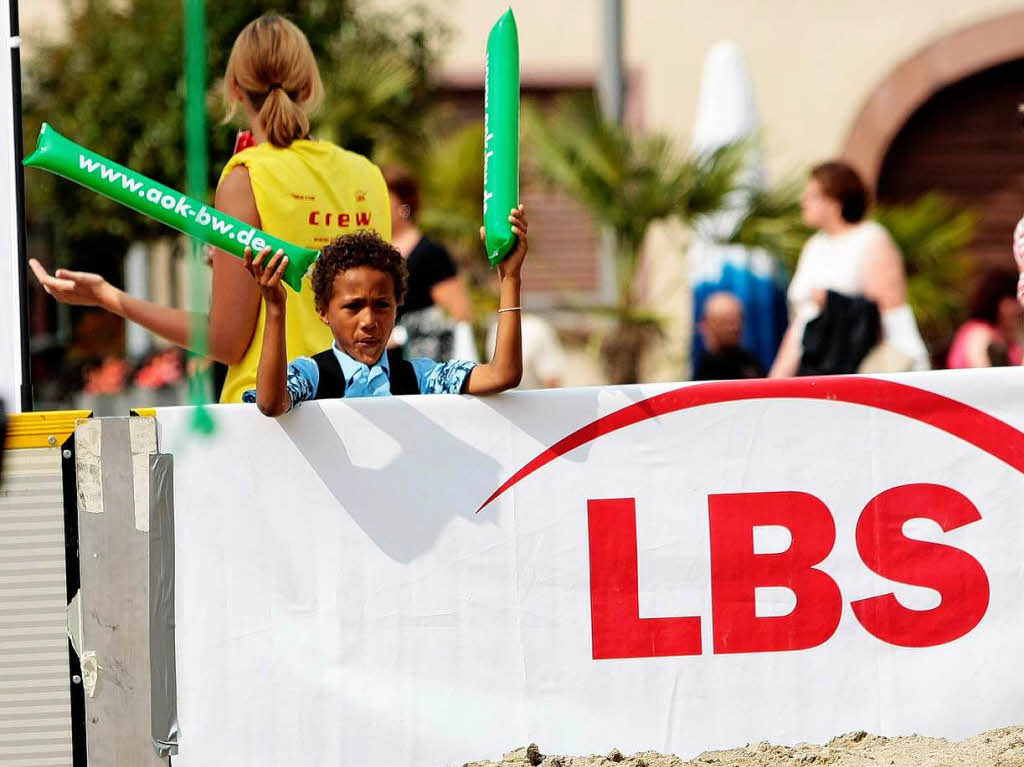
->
588, 487, 989, 660
709, 492, 842, 654
588, 499, 702, 659
850, 483, 989, 647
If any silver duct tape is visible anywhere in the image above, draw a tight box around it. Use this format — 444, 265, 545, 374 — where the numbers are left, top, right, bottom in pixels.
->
148, 452, 179, 757
75, 419, 103, 513
67, 589, 82, 657
130, 418, 158, 532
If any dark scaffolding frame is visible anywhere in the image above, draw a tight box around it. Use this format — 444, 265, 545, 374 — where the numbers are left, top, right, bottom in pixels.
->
9, 0, 31, 412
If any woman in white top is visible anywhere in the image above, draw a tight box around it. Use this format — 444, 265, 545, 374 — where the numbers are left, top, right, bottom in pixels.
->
769, 161, 930, 377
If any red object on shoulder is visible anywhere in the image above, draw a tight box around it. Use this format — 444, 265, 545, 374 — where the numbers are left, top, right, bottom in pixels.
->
233, 130, 256, 154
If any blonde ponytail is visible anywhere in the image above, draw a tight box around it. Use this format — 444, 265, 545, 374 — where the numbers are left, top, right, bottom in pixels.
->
258, 87, 309, 149
222, 14, 324, 148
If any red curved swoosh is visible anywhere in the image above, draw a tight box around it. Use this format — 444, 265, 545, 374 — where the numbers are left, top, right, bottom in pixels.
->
477, 376, 1024, 512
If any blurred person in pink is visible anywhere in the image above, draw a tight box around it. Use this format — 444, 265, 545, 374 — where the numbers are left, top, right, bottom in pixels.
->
770, 161, 929, 377
1013, 216, 1024, 304
947, 268, 1022, 368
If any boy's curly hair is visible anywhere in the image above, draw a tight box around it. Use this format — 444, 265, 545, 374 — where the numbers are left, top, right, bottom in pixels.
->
311, 230, 408, 312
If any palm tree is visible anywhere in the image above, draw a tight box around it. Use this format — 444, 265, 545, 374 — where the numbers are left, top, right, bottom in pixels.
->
525, 96, 746, 383
875, 194, 977, 351
318, 9, 449, 158
721, 178, 810, 272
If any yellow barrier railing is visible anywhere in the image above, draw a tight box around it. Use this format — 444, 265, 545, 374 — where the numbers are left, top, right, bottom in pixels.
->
4, 410, 92, 449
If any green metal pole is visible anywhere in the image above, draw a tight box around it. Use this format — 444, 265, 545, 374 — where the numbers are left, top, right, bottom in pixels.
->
184, 0, 213, 432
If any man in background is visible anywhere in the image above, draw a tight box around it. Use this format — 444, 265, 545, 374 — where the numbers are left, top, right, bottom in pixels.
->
695, 291, 765, 381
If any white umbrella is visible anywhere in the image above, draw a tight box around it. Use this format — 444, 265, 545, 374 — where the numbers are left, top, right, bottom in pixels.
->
688, 40, 786, 373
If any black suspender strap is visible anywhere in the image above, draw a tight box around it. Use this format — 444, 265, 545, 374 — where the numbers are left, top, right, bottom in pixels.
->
311, 348, 421, 400
386, 348, 420, 397
312, 349, 346, 399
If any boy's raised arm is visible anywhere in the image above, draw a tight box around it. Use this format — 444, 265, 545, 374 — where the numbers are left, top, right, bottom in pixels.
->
465, 206, 528, 395
244, 247, 293, 416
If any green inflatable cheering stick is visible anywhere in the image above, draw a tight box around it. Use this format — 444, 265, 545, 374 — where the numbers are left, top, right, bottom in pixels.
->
483, 8, 520, 266
23, 123, 319, 292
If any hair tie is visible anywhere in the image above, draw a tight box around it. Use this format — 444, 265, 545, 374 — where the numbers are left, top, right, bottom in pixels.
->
268, 83, 283, 91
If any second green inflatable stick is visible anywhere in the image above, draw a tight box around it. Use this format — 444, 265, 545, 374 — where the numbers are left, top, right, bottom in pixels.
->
483, 9, 520, 267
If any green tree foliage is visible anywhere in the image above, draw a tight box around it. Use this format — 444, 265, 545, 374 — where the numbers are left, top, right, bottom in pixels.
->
875, 194, 977, 348
319, 6, 448, 159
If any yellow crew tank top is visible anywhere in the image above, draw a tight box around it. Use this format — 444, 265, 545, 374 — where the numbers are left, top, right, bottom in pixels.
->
217, 139, 391, 403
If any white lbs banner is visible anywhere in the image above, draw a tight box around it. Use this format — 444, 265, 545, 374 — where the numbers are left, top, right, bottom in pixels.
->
161, 369, 1024, 766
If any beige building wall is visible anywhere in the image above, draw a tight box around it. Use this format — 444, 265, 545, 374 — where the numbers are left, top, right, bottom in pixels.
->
381, 0, 1024, 177
19, 0, 67, 43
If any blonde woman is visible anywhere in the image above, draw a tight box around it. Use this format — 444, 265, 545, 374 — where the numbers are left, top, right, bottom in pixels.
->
30, 14, 391, 402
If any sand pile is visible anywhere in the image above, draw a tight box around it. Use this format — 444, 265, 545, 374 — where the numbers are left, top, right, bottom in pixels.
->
462, 726, 1024, 767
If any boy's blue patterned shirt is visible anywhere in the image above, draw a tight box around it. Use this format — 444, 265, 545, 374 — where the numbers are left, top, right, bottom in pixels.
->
242, 344, 476, 411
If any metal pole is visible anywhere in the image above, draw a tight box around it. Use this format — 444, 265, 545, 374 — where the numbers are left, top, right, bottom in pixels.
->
184, 0, 214, 430
597, 0, 624, 125
596, 0, 624, 304
9, 0, 31, 411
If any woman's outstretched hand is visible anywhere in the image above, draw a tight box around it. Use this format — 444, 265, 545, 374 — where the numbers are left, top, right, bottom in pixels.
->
29, 258, 117, 309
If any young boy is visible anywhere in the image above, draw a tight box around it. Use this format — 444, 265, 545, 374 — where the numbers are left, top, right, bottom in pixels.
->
242, 206, 528, 415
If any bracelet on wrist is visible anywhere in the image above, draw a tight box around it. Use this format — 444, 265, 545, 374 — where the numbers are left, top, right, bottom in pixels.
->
497, 306, 522, 314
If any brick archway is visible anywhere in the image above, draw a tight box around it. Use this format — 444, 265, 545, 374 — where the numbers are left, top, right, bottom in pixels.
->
843, 10, 1024, 189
